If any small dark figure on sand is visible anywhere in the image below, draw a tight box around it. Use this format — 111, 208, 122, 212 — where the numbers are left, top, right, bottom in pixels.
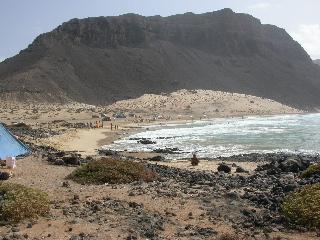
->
191, 153, 199, 166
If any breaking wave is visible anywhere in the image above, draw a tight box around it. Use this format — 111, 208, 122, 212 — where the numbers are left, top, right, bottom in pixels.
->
103, 113, 320, 159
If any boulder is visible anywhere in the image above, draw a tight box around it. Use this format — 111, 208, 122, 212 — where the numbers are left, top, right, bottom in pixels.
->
236, 166, 247, 173
0, 172, 10, 180
54, 159, 65, 165
217, 164, 231, 173
62, 154, 81, 165
138, 139, 156, 144
149, 156, 165, 161
279, 157, 309, 173
98, 149, 118, 156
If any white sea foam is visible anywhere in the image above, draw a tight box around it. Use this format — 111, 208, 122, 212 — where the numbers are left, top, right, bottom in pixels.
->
103, 113, 320, 159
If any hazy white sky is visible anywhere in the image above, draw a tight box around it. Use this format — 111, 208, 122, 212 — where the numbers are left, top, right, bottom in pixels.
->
0, 0, 319, 60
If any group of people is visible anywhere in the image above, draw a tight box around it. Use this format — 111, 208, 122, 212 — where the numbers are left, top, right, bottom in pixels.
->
85, 120, 104, 129
84, 121, 120, 131
110, 123, 119, 130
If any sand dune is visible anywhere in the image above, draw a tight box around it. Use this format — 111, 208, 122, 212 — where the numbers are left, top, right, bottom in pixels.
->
107, 89, 302, 120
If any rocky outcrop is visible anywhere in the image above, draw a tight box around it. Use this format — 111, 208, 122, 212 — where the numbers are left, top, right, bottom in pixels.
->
1, 9, 320, 109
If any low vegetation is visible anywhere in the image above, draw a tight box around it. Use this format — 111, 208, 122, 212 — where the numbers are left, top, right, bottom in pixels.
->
0, 183, 50, 223
301, 163, 320, 178
282, 183, 320, 228
68, 158, 157, 184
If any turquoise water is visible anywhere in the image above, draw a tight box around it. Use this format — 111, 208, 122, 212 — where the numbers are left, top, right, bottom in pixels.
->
103, 113, 320, 159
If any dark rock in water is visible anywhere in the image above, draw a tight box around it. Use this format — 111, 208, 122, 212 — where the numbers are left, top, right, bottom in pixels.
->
138, 139, 156, 144
153, 148, 181, 154
217, 164, 231, 173
149, 156, 165, 161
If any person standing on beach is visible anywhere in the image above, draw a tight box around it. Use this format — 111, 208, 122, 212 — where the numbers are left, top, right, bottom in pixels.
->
191, 153, 199, 166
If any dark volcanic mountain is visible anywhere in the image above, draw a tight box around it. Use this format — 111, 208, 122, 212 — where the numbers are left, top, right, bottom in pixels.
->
1, 9, 320, 109
314, 59, 320, 65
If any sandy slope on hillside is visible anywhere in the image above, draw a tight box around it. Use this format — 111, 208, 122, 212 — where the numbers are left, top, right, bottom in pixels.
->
107, 89, 302, 120
0, 89, 301, 125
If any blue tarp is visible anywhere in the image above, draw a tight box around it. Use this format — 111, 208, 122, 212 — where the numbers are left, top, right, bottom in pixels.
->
0, 123, 30, 160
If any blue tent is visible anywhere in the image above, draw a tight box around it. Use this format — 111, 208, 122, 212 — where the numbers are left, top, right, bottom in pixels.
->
0, 123, 30, 160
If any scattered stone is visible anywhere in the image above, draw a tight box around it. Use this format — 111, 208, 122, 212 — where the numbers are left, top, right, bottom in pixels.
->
98, 149, 118, 156
153, 148, 181, 154
54, 159, 65, 166
138, 139, 156, 144
149, 156, 165, 161
236, 166, 247, 173
62, 154, 81, 165
62, 181, 70, 188
0, 172, 10, 180
217, 164, 231, 173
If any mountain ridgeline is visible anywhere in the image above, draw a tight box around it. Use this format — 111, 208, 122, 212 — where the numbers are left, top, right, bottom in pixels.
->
1, 9, 320, 109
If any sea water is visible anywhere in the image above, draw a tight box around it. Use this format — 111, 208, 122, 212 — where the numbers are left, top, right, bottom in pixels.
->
103, 113, 320, 159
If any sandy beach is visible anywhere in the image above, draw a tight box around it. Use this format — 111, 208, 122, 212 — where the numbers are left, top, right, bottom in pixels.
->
0, 90, 318, 240
0, 89, 301, 155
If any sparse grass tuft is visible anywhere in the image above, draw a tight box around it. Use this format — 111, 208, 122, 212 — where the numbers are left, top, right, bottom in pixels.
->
301, 163, 320, 178
282, 183, 320, 228
68, 158, 157, 184
0, 183, 50, 223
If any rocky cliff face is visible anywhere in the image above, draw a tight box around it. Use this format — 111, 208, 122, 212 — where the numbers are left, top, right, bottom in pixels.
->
314, 59, 320, 65
1, 9, 320, 109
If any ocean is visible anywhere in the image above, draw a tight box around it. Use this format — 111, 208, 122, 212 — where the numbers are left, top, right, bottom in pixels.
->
103, 113, 320, 159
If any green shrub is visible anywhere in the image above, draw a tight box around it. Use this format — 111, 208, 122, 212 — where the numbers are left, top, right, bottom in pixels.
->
301, 164, 320, 178
68, 158, 157, 184
0, 183, 50, 223
282, 183, 320, 228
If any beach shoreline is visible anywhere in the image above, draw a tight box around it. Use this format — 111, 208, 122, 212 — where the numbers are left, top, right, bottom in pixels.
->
1, 91, 318, 239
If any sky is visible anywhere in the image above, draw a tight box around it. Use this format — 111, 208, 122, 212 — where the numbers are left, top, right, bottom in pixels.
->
0, 0, 319, 62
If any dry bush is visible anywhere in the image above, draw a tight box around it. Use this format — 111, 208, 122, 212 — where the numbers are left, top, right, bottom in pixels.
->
68, 158, 157, 184
301, 163, 320, 178
0, 183, 49, 223
282, 183, 320, 228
